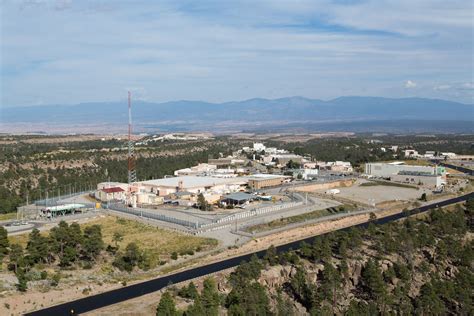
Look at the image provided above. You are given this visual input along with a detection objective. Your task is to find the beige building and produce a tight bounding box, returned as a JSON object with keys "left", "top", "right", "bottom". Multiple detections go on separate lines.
{"left": 138, "top": 176, "right": 248, "bottom": 196}
{"left": 95, "top": 182, "right": 128, "bottom": 202}
{"left": 247, "top": 174, "right": 289, "bottom": 190}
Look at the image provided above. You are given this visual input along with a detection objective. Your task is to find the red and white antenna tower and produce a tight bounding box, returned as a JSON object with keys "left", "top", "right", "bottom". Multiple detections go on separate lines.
{"left": 127, "top": 91, "right": 137, "bottom": 189}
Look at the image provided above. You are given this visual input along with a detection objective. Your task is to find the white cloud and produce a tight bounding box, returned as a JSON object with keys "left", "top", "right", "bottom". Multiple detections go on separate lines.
{"left": 434, "top": 84, "right": 451, "bottom": 91}
{"left": 460, "top": 82, "right": 474, "bottom": 90}
{"left": 405, "top": 80, "right": 417, "bottom": 89}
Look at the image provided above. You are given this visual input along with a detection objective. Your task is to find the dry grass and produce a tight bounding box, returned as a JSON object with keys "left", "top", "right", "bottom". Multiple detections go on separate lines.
{"left": 0, "top": 212, "right": 17, "bottom": 221}
{"left": 8, "top": 233, "right": 30, "bottom": 247}
{"left": 83, "top": 216, "right": 217, "bottom": 260}
{"left": 8, "top": 216, "right": 218, "bottom": 265}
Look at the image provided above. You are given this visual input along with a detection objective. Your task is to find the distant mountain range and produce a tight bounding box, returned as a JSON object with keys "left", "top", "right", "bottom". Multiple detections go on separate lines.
{"left": 1, "top": 96, "right": 473, "bottom": 133}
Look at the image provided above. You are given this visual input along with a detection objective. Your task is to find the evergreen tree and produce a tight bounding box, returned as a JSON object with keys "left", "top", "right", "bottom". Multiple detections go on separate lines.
{"left": 49, "top": 221, "right": 71, "bottom": 258}
{"left": 276, "top": 291, "right": 295, "bottom": 316}
{"left": 416, "top": 282, "right": 445, "bottom": 315}
{"left": 0, "top": 226, "right": 9, "bottom": 258}
{"left": 113, "top": 242, "right": 142, "bottom": 272}
{"left": 16, "top": 268, "right": 28, "bottom": 292}
{"left": 8, "top": 243, "right": 24, "bottom": 274}
{"left": 185, "top": 295, "right": 205, "bottom": 316}
{"left": 179, "top": 281, "right": 199, "bottom": 299}
{"left": 26, "top": 228, "right": 49, "bottom": 264}
{"left": 201, "top": 278, "right": 220, "bottom": 316}
{"left": 156, "top": 291, "right": 178, "bottom": 316}
{"left": 112, "top": 231, "right": 124, "bottom": 248}
{"left": 263, "top": 245, "right": 278, "bottom": 266}
{"left": 320, "top": 262, "right": 342, "bottom": 313}
{"left": 82, "top": 225, "right": 104, "bottom": 260}
{"left": 362, "top": 259, "right": 387, "bottom": 311}
{"left": 197, "top": 193, "right": 209, "bottom": 211}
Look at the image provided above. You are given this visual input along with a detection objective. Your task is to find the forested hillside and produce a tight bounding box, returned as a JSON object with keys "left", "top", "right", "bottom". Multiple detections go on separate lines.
{"left": 157, "top": 200, "right": 474, "bottom": 315}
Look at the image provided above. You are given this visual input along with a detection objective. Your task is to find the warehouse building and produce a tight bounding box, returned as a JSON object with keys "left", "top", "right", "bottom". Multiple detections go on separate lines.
{"left": 365, "top": 162, "right": 445, "bottom": 178}
{"left": 138, "top": 176, "right": 248, "bottom": 196}
{"left": 247, "top": 174, "right": 290, "bottom": 190}
{"left": 365, "top": 162, "right": 446, "bottom": 188}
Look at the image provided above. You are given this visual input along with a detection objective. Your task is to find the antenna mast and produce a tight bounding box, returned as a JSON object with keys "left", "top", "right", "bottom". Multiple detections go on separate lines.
{"left": 128, "top": 91, "right": 137, "bottom": 188}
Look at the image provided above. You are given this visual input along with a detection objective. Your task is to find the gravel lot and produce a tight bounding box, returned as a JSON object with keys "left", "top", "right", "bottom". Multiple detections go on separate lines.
{"left": 332, "top": 179, "right": 430, "bottom": 204}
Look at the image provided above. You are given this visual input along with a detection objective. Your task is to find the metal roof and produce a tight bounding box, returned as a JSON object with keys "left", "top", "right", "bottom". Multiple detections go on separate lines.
{"left": 222, "top": 192, "right": 255, "bottom": 202}
{"left": 139, "top": 176, "right": 247, "bottom": 188}
{"left": 101, "top": 187, "right": 125, "bottom": 193}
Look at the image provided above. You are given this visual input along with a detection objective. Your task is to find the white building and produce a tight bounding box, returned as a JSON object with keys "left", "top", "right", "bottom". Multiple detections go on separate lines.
{"left": 365, "top": 162, "right": 445, "bottom": 177}
{"left": 404, "top": 149, "right": 420, "bottom": 158}
{"left": 424, "top": 151, "right": 436, "bottom": 158}
{"left": 137, "top": 176, "right": 248, "bottom": 196}
{"left": 174, "top": 163, "right": 217, "bottom": 176}
{"left": 253, "top": 143, "right": 266, "bottom": 152}
{"left": 441, "top": 152, "right": 457, "bottom": 158}
{"left": 365, "top": 162, "right": 446, "bottom": 188}
{"left": 317, "top": 161, "right": 353, "bottom": 173}
{"left": 292, "top": 168, "right": 319, "bottom": 180}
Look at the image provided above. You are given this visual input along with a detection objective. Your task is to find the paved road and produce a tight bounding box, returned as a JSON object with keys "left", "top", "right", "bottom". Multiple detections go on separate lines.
{"left": 26, "top": 191, "right": 474, "bottom": 316}
{"left": 434, "top": 161, "right": 474, "bottom": 176}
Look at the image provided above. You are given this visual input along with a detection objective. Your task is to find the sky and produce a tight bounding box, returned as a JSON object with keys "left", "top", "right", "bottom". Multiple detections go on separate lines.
{"left": 1, "top": 0, "right": 473, "bottom": 107}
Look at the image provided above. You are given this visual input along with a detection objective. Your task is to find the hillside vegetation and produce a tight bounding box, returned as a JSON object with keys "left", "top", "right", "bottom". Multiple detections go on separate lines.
{"left": 158, "top": 200, "right": 473, "bottom": 315}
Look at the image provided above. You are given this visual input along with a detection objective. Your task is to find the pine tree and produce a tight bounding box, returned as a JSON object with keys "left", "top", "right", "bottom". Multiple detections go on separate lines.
{"left": 201, "top": 278, "right": 220, "bottom": 316}
{"left": 264, "top": 245, "right": 278, "bottom": 266}
{"left": 186, "top": 295, "right": 205, "bottom": 316}
{"left": 112, "top": 231, "right": 124, "bottom": 248}
{"left": 16, "top": 268, "right": 28, "bottom": 292}
{"left": 0, "top": 226, "right": 9, "bottom": 258}
{"left": 156, "top": 291, "right": 177, "bottom": 316}
{"left": 26, "top": 228, "right": 49, "bottom": 264}
{"left": 362, "top": 259, "right": 387, "bottom": 311}
{"left": 49, "top": 221, "right": 70, "bottom": 258}
{"left": 320, "top": 262, "right": 342, "bottom": 313}
{"left": 83, "top": 225, "right": 104, "bottom": 260}
{"left": 8, "top": 243, "right": 24, "bottom": 274}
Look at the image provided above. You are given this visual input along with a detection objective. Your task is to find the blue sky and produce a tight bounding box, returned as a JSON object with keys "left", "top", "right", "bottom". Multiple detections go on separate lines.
{"left": 1, "top": 0, "right": 473, "bottom": 106}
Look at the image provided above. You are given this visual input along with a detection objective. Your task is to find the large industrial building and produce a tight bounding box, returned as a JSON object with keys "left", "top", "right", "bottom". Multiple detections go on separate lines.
{"left": 365, "top": 162, "right": 446, "bottom": 188}
{"left": 365, "top": 162, "right": 445, "bottom": 177}
{"left": 138, "top": 176, "right": 248, "bottom": 196}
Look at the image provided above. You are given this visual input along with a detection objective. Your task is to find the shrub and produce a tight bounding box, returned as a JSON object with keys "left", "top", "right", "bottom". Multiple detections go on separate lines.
{"left": 40, "top": 271, "right": 48, "bottom": 280}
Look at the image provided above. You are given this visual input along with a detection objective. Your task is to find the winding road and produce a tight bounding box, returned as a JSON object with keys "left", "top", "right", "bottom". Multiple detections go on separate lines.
{"left": 25, "top": 191, "right": 474, "bottom": 316}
